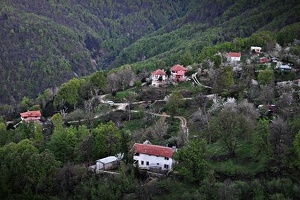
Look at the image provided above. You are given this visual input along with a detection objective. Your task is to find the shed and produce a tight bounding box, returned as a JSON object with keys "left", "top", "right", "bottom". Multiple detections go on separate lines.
{"left": 96, "top": 156, "right": 119, "bottom": 171}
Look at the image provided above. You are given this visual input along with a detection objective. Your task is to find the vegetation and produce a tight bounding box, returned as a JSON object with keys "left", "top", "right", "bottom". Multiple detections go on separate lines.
{"left": 0, "top": 0, "right": 300, "bottom": 199}
{"left": 1, "top": 0, "right": 300, "bottom": 108}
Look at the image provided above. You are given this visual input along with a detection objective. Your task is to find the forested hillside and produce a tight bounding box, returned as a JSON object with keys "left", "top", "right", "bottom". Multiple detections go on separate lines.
{"left": 1, "top": 1, "right": 300, "bottom": 198}
{"left": 116, "top": 0, "right": 300, "bottom": 68}
{"left": 0, "top": 0, "right": 186, "bottom": 104}
{"left": 0, "top": 0, "right": 300, "bottom": 106}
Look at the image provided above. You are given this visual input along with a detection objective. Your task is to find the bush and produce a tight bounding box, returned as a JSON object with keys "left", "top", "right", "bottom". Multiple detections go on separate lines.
{"left": 266, "top": 178, "right": 294, "bottom": 198}
{"left": 250, "top": 179, "right": 265, "bottom": 200}
{"left": 233, "top": 181, "right": 252, "bottom": 199}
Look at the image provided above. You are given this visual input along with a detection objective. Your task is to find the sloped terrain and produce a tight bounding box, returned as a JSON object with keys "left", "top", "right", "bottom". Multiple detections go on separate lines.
{"left": 1, "top": 0, "right": 300, "bottom": 104}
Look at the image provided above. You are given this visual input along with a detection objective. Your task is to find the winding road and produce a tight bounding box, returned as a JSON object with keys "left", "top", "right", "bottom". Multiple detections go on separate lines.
{"left": 145, "top": 112, "right": 189, "bottom": 143}
{"left": 100, "top": 95, "right": 190, "bottom": 142}
{"left": 192, "top": 72, "right": 212, "bottom": 89}
{"left": 69, "top": 94, "right": 190, "bottom": 142}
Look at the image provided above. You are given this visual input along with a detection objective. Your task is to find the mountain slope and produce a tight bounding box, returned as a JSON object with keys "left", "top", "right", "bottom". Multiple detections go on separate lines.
{"left": 0, "top": 0, "right": 186, "bottom": 104}
{"left": 115, "top": 0, "right": 300, "bottom": 68}
{"left": 1, "top": 0, "right": 300, "bottom": 105}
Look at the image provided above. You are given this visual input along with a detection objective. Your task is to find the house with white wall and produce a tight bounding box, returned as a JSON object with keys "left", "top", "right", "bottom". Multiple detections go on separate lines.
{"left": 227, "top": 52, "right": 241, "bottom": 62}
{"left": 151, "top": 69, "right": 167, "bottom": 87}
{"left": 250, "top": 46, "right": 262, "bottom": 53}
{"left": 132, "top": 142, "right": 176, "bottom": 173}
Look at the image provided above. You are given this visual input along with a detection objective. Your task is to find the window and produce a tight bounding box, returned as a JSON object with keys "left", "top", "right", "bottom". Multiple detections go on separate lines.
{"left": 141, "top": 161, "right": 144, "bottom": 165}
{"left": 146, "top": 161, "right": 149, "bottom": 166}
{"left": 164, "top": 164, "right": 169, "bottom": 169}
{"left": 164, "top": 157, "right": 169, "bottom": 160}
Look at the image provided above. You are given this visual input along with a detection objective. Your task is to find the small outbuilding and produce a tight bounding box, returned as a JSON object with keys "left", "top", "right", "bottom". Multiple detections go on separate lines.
{"left": 89, "top": 156, "right": 120, "bottom": 173}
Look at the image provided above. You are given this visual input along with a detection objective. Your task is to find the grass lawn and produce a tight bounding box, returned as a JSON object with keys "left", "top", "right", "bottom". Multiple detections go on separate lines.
{"left": 106, "top": 89, "right": 137, "bottom": 103}
{"left": 123, "top": 119, "right": 145, "bottom": 131}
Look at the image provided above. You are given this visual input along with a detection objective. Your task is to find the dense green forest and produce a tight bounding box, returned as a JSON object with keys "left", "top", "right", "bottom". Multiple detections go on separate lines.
{"left": 1, "top": 0, "right": 300, "bottom": 106}
{"left": 1, "top": 0, "right": 300, "bottom": 199}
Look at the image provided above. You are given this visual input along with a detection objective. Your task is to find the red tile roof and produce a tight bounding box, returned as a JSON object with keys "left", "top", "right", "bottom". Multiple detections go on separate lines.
{"left": 176, "top": 71, "right": 185, "bottom": 76}
{"left": 133, "top": 143, "right": 175, "bottom": 158}
{"left": 170, "top": 64, "right": 187, "bottom": 72}
{"left": 228, "top": 52, "right": 241, "bottom": 57}
{"left": 259, "top": 57, "right": 269, "bottom": 63}
{"left": 20, "top": 111, "right": 41, "bottom": 118}
{"left": 20, "top": 111, "right": 42, "bottom": 122}
{"left": 152, "top": 69, "right": 166, "bottom": 76}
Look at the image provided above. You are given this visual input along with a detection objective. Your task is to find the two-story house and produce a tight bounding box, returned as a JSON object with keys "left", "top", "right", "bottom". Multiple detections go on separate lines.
{"left": 170, "top": 64, "right": 188, "bottom": 82}
{"left": 132, "top": 142, "right": 176, "bottom": 173}
{"left": 151, "top": 69, "right": 167, "bottom": 87}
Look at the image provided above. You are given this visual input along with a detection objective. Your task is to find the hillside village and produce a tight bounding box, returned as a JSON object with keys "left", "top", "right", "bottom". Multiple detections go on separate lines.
{"left": 2, "top": 37, "right": 300, "bottom": 198}
{"left": 2, "top": 0, "right": 300, "bottom": 198}
{"left": 1, "top": 34, "right": 300, "bottom": 199}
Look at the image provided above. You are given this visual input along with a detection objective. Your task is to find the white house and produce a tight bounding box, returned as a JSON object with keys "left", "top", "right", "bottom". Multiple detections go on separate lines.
{"left": 250, "top": 46, "right": 262, "bottom": 53}
{"left": 132, "top": 142, "right": 176, "bottom": 173}
{"left": 151, "top": 69, "right": 167, "bottom": 87}
{"left": 89, "top": 156, "right": 119, "bottom": 173}
{"left": 227, "top": 52, "right": 241, "bottom": 62}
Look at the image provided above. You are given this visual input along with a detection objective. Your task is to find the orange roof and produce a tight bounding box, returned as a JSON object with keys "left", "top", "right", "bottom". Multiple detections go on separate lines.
{"left": 170, "top": 64, "right": 187, "bottom": 72}
{"left": 228, "top": 52, "right": 241, "bottom": 57}
{"left": 133, "top": 143, "right": 175, "bottom": 158}
{"left": 152, "top": 69, "right": 166, "bottom": 76}
{"left": 20, "top": 111, "right": 41, "bottom": 118}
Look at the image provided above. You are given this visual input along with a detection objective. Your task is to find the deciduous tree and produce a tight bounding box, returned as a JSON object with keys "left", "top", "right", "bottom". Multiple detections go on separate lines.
{"left": 89, "top": 70, "right": 107, "bottom": 95}
{"left": 166, "top": 90, "right": 184, "bottom": 116}
{"left": 213, "top": 66, "right": 234, "bottom": 94}
{"left": 293, "top": 131, "right": 300, "bottom": 167}
{"left": 258, "top": 69, "right": 275, "bottom": 86}
{"left": 92, "top": 121, "right": 121, "bottom": 159}
{"left": 209, "top": 100, "right": 256, "bottom": 156}
{"left": 0, "top": 122, "right": 7, "bottom": 146}
{"left": 54, "top": 78, "right": 86, "bottom": 110}
{"left": 180, "top": 49, "right": 194, "bottom": 66}
{"left": 252, "top": 119, "right": 272, "bottom": 157}
{"left": 0, "top": 139, "right": 59, "bottom": 197}
{"left": 174, "top": 139, "right": 208, "bottom": 183}
{"left": 269, "top": 118, "right": 292, "bottom": 171}
{"left": 48, "top": 126, "right": 78, "bottom": 163}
